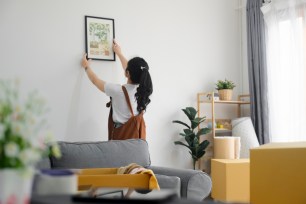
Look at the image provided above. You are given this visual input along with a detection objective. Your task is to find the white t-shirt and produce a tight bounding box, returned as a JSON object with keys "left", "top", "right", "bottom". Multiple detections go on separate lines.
{"left": 104, "top": 83, "right": 139, "bottom": 124}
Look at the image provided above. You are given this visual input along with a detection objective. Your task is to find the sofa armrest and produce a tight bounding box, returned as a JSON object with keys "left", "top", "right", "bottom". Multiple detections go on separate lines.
{"left": 149, "top": 166, "right": 212, "bottom": 201}
{"left": 155, "top": 174, "right": 181, "bottom": 198}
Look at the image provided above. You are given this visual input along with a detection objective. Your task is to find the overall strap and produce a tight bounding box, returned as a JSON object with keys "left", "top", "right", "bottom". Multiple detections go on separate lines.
{"left": 122, "top": 86, "right": 134, "bottom": 116}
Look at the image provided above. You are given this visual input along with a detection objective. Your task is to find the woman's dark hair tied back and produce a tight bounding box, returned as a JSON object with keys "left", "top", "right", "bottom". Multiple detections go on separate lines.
{"left": 126, "top": 57, "right": 153, "bottom": 113}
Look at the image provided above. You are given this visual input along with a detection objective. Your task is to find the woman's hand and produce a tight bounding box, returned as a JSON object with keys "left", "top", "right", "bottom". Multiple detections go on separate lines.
{"left": 113, "top": 39, "right": 122, "bottom": 56}
{"left": 81, "top": 53, "right": 91, "bottom": 70}
{"left": 112, "top": 40, "right": 128, "bottom": 70}
{"left": 81, "top": 53, "right": 105, "bottom": 92}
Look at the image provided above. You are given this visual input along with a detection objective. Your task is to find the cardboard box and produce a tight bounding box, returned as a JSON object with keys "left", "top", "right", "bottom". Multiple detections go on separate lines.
{"left": 211, "top": 159, "right": 250, "bottom": 203}
{"left": 250, "top": 142, "right": 306, "bottom": 204}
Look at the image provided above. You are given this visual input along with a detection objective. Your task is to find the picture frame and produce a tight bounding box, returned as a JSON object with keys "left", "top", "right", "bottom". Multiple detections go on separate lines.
{"left": 85, "top": 16, "right": 115, "bottom": 61}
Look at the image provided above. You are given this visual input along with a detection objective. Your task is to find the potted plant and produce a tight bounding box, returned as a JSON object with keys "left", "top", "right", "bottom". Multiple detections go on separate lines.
{"left": 172, "top": 107, "right": 210, "bottom": 170}
{"left": 0, "top": 79, "right": 61, "bottom": 203}
{"left": 215, "top": 79, "right": 236, "bottom": 101}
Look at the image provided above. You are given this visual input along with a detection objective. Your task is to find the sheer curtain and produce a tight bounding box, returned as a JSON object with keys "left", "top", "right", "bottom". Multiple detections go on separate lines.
{"left": 262, "top": 0, "right": 306, "bottom": 142}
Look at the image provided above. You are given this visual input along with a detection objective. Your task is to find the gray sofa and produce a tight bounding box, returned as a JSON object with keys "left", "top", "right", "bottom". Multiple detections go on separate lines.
{"left": 37, "top": 139, "right": 212, "bottom": 201}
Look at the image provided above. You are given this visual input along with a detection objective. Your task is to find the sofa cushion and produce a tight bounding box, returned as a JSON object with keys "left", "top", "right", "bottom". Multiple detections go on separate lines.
{"left": 50, "top": 139, "right": 151, "bottom": 169}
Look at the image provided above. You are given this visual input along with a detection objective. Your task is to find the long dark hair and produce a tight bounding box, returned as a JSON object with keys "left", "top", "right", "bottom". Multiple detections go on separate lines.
{"left": 126, "top": 57, "right": 153, "bottom": 112}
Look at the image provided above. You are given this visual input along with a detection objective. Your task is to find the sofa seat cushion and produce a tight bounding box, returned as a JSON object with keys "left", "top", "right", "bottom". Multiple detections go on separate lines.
{"left": 51, "top": 139, "right": 151, "bottom": 169}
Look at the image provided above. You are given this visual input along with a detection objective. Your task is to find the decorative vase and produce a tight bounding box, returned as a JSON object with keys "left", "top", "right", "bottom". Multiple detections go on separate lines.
{"left": 33, "top": 169, "right": 77, "bottom": 195}
{"left": 0, "top": 168, "right": 34, "bottom": 204}
{"left": 218, "top": 89, "right": 233, "bottom": 101}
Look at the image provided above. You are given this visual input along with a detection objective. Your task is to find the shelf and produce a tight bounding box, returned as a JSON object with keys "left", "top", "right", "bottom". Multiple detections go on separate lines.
{"left": 197, "top": 92, "right": 250, "bottom": 105}
{"left": 215, "top": 128, "right": 232, "bottom": 133}
{"left": 197, "top": 92, "right": 251, "bottom": 137}
{"left": 197, "top": 91, "right": 251, "bottom": 171}
{"left": 199, "top": 100, "right": 250, "bottom": 104}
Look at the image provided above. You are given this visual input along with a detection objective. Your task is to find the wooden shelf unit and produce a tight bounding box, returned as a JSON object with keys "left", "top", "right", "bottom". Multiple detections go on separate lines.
{"left": 197, "top": 92, "right": 250, "bottom": 137}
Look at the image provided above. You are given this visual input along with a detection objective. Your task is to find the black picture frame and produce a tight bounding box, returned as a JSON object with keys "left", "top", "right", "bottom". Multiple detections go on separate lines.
{"left": 85, "top": 16, "right": 115, "bottom": 61}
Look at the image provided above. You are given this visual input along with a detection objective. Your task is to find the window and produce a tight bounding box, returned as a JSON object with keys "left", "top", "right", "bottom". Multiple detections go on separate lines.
{"left": 263, "top": 1, "right": 306, "bottom": 142}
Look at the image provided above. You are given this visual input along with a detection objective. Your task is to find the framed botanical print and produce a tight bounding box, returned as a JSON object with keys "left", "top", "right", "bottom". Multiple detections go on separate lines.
{"left": 85, "top": 16, "right": 115, "bottom": 61}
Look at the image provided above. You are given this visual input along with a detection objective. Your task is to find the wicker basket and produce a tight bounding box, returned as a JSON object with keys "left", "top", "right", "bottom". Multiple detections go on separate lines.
{"left": 218, "top": 89, "right": 233, "bottom": 101}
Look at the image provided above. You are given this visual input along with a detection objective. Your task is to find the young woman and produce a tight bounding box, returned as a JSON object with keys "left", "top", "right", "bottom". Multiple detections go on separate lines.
{"left": 81, "top": 40, "right": 153, "bottom": 140}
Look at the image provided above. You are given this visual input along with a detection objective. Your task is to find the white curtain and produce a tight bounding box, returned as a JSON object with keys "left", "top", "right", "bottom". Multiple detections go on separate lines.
{"left": 262, "top": 0, "right": 306, "bottom": 142}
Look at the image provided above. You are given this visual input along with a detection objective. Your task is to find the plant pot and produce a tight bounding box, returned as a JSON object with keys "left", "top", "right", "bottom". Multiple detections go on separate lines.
{"left": 0, "top": 168, "right": 34, "bottom": 204}
{"left": 218, "top": 89, "right": 233, "bottom": 101}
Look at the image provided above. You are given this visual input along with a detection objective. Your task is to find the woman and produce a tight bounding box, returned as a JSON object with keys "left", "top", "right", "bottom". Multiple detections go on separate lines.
{"left": 81, "top": 40, "right": 153, "bottom": 140}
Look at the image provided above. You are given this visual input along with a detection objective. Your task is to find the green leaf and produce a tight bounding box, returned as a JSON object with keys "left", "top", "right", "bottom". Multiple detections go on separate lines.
{"left": 182, "top": 107, "right": 197, "bottom": 121}
{"left": 174, "top": 141, "right": 191, "bottom": 151}
{"left": 186, "top": 107, "right": 197, "bottom": 120}
{"left": 185, "top": 134, "right": 194, "bottom": 146}
{"left": 191, "top": 117, "right": 206, "bottom": 129}
{"left": 173, "top": 120, "right": 190, "bottom": 129}
{"left": 198, "top": 140, "right": 210, "bottom": 152}
{"left": 179, "top": 133, "right": 187, "bottom": 137}
{"left": 196, "top": 128, "right": 211, "bottom": 137}
{"left": 182, "top": 109, "right": 191, "bottom": 120}
{"left": 191, "top": 121, "right": 198, "bottom": 130}
{"left": 196, "top": 150, "right": 206, "bottom": 158}
{"left": 193, "top": 117, "right": 206, "bottom": 124}
{"left": 193, "top": 136, "right": 199, "bottom": 146}
{"left": 183, "top": 129, "right": 193, "bottom": 136}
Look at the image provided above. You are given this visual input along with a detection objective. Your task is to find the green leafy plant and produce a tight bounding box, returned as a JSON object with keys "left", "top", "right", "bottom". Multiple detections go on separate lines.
{"left": 173, "top": 107, "right": 210, "bottom": 170}
{"left": 215, "top": 79, "right": 236, "bottom": 90}
{"left": 0, "top": 79, "right": 61, "bottom": 169}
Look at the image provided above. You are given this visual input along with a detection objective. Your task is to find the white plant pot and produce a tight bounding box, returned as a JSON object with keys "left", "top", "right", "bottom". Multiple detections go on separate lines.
{"left": 33, "top": 169, "right": 77, "bottom": 195}
{"left": 0, "top": 168, "right": 34, "bottom": 204}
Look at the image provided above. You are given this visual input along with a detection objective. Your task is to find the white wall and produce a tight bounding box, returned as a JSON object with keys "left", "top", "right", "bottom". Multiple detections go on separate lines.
{"left": 239, "top": 0, "right": 249, "bottom": 94}
{"left": 0, "top": 0, "right": 246, "bottom": 169}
